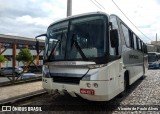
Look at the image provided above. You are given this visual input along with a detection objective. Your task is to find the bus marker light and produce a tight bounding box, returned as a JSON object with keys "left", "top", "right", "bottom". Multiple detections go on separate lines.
{"left": 93, "top": 83, "right": 98, "bottom": 88}
{"left": 80, "top": 89, "right": 94, "bottom": 95}
{"left": 86, "top": 83, "right": 91, "bottom": 88}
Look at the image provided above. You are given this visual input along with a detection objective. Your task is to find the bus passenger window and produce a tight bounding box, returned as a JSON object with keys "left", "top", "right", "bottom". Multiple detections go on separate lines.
{"left": 129, "top": 30, "right": 134, "bottom": 49}
{"left": 122, "top": 24, "right": 130, "bottom": 47}
{"left": 133, "top": 34, "right": 137, "bottom": 50}
{"left": 138, "top": 39, "right": 141, "bottom": 51}
{"left": 136, "top": 37, "right": 139, "bottom": 50}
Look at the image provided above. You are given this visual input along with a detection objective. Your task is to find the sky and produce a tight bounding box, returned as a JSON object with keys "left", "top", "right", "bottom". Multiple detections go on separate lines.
{"left": 0, "top": 0, "right": 160, "bottom": 43}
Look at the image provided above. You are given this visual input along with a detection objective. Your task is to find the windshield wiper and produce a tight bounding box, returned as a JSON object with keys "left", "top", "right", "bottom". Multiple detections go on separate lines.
{"left": 71, "top": 34, "right": 88, "bottom": 61}
{"left": 48, "top": 40, "right": 61, "bottom": 61}
{"left": 47, "top": 31, "right": 65, "bottom": 61}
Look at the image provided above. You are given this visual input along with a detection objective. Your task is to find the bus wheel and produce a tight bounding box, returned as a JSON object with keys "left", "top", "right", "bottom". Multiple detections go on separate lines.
{"left": 119, "top": 73, "right": 129, "bottom": 97}
{"left": 140, "top": 75, "right": 144, "bottom": 80}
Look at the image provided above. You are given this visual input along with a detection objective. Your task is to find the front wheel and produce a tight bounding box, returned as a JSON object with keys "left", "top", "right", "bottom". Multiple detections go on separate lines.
{"left": 119, "top": 76, "right": 129, "bottom": 97}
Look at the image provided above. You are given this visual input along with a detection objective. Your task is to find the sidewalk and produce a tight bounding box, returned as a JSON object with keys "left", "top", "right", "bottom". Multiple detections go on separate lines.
{"left": 0, "top": 81, "right": 44, "bottom": 103}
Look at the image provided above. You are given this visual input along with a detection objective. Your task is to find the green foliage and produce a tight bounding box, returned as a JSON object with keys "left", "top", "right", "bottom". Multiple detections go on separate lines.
{"left": 16, "top": 48, "right": 33, "bottom": 65}
{"left": 0, "top": 55, "right": 8, "bottom": 63}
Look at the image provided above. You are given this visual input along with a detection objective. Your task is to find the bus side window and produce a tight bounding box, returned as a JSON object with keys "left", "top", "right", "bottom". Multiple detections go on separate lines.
{"left": 136, "top": 37, "right": 139, "bottom": 50}
{"left": 141, "top": 42, "right": 144, "bottom": 52}
{"left": 133, "top": 34, "right": 137, "bottom": 50}
{"left": 129, "top": 30, "right": 134, "bottom": 49}
{"left": 138, "top": 39, "right": 141, "bottom": 51}
{"left": 121, "top": 24, "right": 130, "bottom": 47}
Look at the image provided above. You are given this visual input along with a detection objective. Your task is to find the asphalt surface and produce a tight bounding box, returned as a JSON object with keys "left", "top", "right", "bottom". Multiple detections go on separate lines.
{"left": 0, "top": 81, "right": 43, "bottom": 102}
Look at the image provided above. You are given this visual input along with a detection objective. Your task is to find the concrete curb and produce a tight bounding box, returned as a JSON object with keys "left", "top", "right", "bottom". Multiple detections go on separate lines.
{"left": 0, "top": 77, "right": 41, "bottom": 87}
{"left": 0, "top": 89, "right": 47, "bottom": 106}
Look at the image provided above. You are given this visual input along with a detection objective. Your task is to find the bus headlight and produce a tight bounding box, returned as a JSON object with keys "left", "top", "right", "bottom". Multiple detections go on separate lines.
{"left": 42, "top": 65, "right": 50, "bottom": 78}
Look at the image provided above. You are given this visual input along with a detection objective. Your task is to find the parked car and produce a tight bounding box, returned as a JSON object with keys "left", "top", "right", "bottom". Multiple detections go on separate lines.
{"left": 28, "top": 65, "right": 42, "bottom": 73}
{"left": 22, "top": 73, "right": 37, "bottom": 79}
{"left": 0, "top": 67, "right": 23, "bottom": 76}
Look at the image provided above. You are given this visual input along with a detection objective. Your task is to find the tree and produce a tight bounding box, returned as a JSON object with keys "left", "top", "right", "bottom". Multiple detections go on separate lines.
{"left": 0, "top": 55, "right": 8, "bottom": 76}
{"left": 0, "top": 55, "right": 8, "bottom": 64}
{"left": 16, "top": 48, "right": 33, "bottom": 66}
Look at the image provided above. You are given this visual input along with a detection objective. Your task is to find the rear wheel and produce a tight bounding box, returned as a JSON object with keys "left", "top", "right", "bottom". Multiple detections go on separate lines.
{"left": 140, "top": 75, "right": 144, "bottom": 80}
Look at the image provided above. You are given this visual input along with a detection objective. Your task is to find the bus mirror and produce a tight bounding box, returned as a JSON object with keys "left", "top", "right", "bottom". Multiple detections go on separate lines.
{"left": 35, "top": 34, "right": 47, "bottom": 39}
{"left": 110, "top": 29, "right": 119, "bottom": 48}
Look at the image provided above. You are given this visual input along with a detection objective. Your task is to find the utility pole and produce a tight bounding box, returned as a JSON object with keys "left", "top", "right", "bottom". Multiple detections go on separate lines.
{"left": 67, "top": 0, "right": 72, "bottom": 17}
{"left": 156, "top": 33, "right": 157, "bottom": 43}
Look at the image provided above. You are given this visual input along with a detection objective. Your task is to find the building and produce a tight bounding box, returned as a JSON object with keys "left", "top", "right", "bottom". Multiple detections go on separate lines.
{"left": 147, "top": 44, "right": 157, "bottom": 52}
{"left": 150, "top": 41, "right": 160, "bottom": 52}
{"left": 147, "top": 41, "right": 160, "bottom": 53}
{"left": 0, "top": 34, "right": 44, "bottom": 68}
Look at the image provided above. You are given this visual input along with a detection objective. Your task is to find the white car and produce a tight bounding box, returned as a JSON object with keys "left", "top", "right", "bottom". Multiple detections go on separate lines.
{"left": 0, "top": 67, "right": 23, "bottom": 76}
{"left": 22, "top": 73, "right": 37, "bottom": 79}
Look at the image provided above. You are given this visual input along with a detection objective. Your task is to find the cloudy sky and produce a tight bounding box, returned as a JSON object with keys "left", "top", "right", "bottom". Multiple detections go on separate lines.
{"left": 0, "top": 0, "right": 159, "bottom": 43}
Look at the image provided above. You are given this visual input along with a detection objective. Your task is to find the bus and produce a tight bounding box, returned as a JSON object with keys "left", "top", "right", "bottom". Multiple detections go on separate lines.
{"left": 35, "top": 12, "right": 148, "bottom": 101}
{"left": 148, "top": 52, "right": 160, "bottom": 69}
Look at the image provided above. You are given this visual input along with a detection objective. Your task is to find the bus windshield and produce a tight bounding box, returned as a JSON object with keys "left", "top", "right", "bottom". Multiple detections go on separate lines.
{"left": 45, "top": 15, "right": 107, "bottom": 62}
{"left": 148, "top": 53, "right": 158, "bottom": 62}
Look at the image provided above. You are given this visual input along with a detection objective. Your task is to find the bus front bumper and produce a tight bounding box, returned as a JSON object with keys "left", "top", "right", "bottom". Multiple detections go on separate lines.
{"left": 42, "top": 77, "right": 120, "bottom": 101}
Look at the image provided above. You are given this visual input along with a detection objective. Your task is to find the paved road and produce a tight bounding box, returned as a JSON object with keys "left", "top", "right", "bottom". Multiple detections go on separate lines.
{"left": 0, "top": 81, "right": 43, "bottom": 102}
{"left": 5, "top": 70, "right": 160, "bottom": 113}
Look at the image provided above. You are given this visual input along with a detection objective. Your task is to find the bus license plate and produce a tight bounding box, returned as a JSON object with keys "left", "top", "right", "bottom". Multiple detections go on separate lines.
{"left": 80, "top": 89, "right": 94, "bottom": 95}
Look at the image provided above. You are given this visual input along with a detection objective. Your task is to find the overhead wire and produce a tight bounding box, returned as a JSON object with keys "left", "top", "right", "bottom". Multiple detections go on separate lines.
{"left": 112, "top": 0, "right": 152, "bottom": 41}
{"left": 93, "top": 0, "right": 105, "bottom": 10}
{"left": 89, "top": 0, "right": 103, "bottom": 10}
{"left": 89, "top": 0, "right": 152, "bottom": 41}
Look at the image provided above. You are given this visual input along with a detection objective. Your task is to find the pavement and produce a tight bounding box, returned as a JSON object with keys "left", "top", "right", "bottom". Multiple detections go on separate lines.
{"left": 0, "top": 81, "right": 44, "bottom": 104}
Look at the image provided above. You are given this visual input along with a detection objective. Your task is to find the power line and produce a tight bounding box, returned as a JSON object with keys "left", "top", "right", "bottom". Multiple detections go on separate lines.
{"left": 93, "top": 0, "right": 105, "bottom": 10}
{"left": 89, "top": 0, "right": 102, "bottom": 10}
{"left": 112, "top": 0, "right": 152, "bottom": 41}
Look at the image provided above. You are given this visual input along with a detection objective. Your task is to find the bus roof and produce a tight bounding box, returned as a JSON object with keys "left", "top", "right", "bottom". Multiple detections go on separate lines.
{"left": 48, "top": 12, "right": 109, "bottom": 28}
{"left": 148, "top": 52, "right": 160, "bottom": 55}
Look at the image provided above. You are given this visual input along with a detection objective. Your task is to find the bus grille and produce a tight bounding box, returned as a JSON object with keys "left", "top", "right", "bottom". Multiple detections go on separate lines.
{"left": 52, "top": 76, "right": 81, "bottom": 84}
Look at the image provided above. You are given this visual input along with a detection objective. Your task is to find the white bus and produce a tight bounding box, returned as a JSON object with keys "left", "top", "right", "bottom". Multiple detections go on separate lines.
{"left": 36, "top": 12, "right": 148, "bottom": 101}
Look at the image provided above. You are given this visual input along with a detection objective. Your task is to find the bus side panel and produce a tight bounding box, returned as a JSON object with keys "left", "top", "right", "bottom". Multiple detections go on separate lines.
{"left": 122, "top": 47, "right": 144, "bottom": 85}
{"left": 99, "top": 59, "right": 124, "bottom": 98}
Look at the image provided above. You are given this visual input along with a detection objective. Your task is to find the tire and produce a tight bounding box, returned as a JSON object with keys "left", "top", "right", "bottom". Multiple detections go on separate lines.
{"left": 140, "top": 75, "right": 144, "bottom": 80}
{"left": 119, "top": 72, "right": 129, "bottom": 97}
{"left": 124, "top": 76, "right": 127, "bottom": 90}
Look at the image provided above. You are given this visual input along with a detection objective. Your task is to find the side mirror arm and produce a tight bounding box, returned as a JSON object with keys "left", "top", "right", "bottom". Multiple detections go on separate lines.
{"left": 35, "top": 34, "right": 47, "bottom": 39}
{"left": 35, "top": 34, "right": 47, "bottom": 54}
